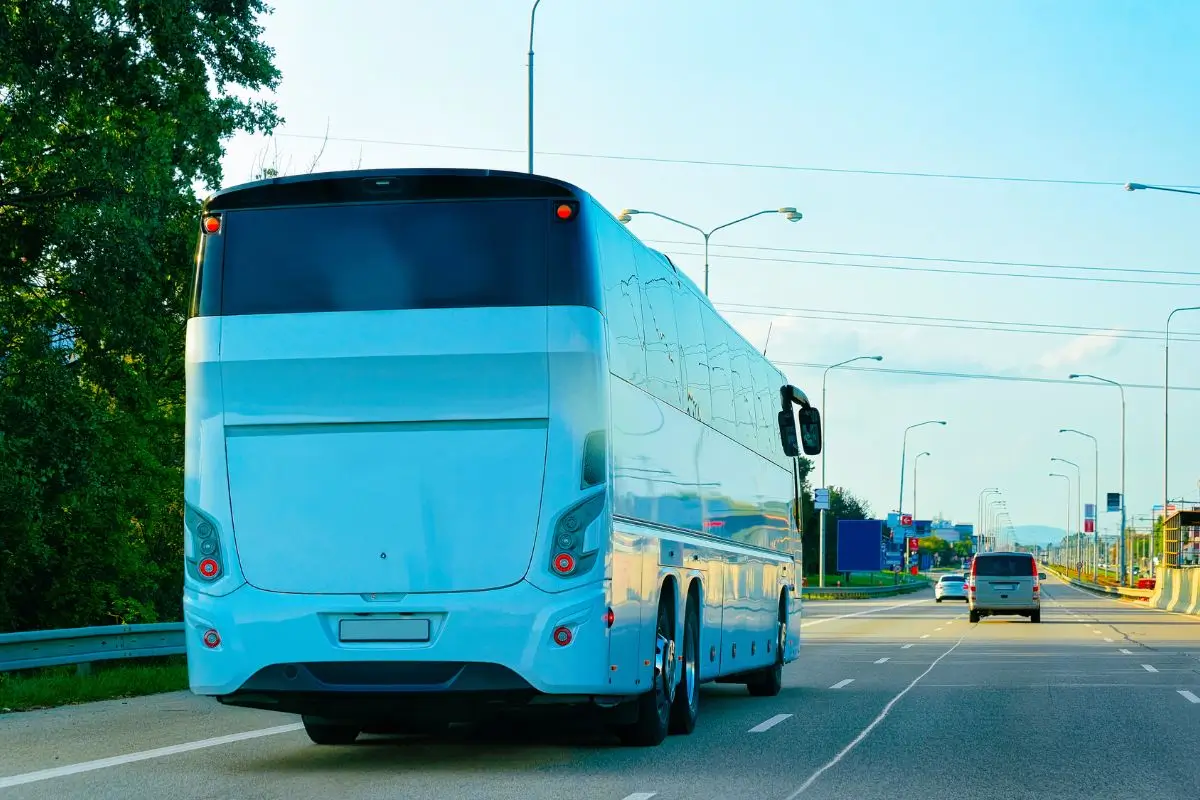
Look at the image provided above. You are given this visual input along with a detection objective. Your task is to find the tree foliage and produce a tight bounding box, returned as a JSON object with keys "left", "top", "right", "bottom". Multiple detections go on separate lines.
{"left": 799, "top": 470, "right": 872, "bottom": 576}
{"left": 0, "top": 0, "right": 281, "bottom": 631}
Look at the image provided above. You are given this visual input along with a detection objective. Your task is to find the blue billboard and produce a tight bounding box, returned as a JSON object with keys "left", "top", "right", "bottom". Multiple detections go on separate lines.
{"left": 837, "top": 519, "right": 886, "bottom": 572}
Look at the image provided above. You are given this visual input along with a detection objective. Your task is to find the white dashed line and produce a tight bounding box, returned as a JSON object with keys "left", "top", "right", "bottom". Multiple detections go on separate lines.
{"left": 1178, "top": 690, "right": 1200, "bottom": 704}
{"left": 748, "top": 713, "right": 793, "bottom": 733}
{"left": 1119, "top": 649, "right": 1133, "bottom": 655}
{"left": 830, "top": 679, "right": 855, "bottom": 689}
{"left": 0, "top": 723, "right": 304, "bottom": 789}
{"left": 875, "top": 657, "right": 890, "bottom": 664}
{"left": 1093, "top": 630, "right": 1102, "bottom": 635}
{"left": 800, "top": 598, "right": 928, "bottom": 628}
{"left": 935, "top": 627, "right": 943, "bottom": 631}
{"left": 621, "top": 794, "right": 658, "bottom": 800}
{"left": 920, "top": 634, "right": 930, "bottom": 639}
{"left": 1142, "top": 664, "right": 1159, "bottom": 673}
{"left": 1104, "top": 638, "right": 1113, "bottom": 642}
{"left": 901, "top": 644, "right": 913, "bottom": 649}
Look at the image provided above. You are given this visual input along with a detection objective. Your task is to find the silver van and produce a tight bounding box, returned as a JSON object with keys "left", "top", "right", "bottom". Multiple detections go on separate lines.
{"left": 967, "top": 551, "right": 1047, "bottom": 623}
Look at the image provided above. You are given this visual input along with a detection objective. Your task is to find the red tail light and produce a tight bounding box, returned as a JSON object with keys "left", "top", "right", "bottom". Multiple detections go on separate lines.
{"left": 198, "top": 558, "right": 220, "bottom": 579}
{"left": 202, "top": 629, "right": 221, "bottom": 648}
{"left": 552, "top": 625, "right": 573, "bottom": 646}
{"left": 552, "top": 553, "right": 576, "bottom": 574}
{"left": 604, "top": 607, "right": 615, "bottom": 627}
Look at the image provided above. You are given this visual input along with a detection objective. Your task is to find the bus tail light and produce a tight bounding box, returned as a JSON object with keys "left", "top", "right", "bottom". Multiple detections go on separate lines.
{"left": 198, "top": 558, "right": 220, "bottom": 579}
{"left": 604, "top": 607, "right": 615, "bottom": 628}
{"left": 201, "top": 214, "right": 221, "bottom": 235}
{"left": 552, "top": 552, "right": 576, "bottom": 574}
{"left": 552, "top": 626, "right": 573, "bottom": 646}
{"left": 202, "top": 629, "right": 221, "bottom": 648}
{"left": 186, "top": 505, "right": 226, "bottom": 585}
{"left": 553, "top": 202, "right": 578, "bottom": 221}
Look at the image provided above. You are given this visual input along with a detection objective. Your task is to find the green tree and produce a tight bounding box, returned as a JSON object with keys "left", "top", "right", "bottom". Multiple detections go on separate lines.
{"left": 0, "top": 0, "right": 282, "bottom": 631}
{"left": 801, "top": 480, "right": 872, "bottom": 577}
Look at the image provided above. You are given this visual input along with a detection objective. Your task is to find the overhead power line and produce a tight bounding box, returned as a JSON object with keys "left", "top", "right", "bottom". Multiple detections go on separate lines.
{"left": 663, "top": 249, "right": 1200, "bottom": 289}
{"left": 717, "top": 302, "right": 1200, "bottom": 344}
{"left": 274, "top": 132, "right": 1200, "bottom": 191}
{"left": 774, "top": 360, "right": 1200, "bottom": 393}
{"left": 648, "top": 240, "right": 1200, "bottom": 280}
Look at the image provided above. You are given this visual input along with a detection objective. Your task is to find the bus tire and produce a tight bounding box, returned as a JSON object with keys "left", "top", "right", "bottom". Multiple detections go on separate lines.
{"left": 617, "top": 594, "right": 674, "bottom": 747}
{"left": 302, "top": 715, "right": 361, "bottom": 745}
{"left": 669, "top": 591, "right": 700, "bottom": 735}
{"left": 746, "top": 595, "right": 787, "bottom": 698}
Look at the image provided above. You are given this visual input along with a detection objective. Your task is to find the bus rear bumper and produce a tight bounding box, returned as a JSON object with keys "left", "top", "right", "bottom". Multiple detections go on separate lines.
{"left": 184, "top": 579, "right": 625, "bottom": 709}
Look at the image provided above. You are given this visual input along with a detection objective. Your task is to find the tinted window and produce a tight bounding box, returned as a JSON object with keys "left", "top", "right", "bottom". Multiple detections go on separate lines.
{"left": 702, "top": 309, "right": 735, "bottom": 438}
{"left": 596, "top": 215, "right": 648, "bottom": 388}
{"left": 974, "top": 555, "right": 1034, "bottom": 577}
{"left": 673, "top": 291, "right": 711, "bottom": 422}
{"left": 637, "top": 249, "right": 683, "bottom": 407}
{"left": 728, "top": 339, "right": 758, "bottom": 449}
{"left": 215, "top": 199, "right": 554, "bottom": 316}
{"left": 940, "top": 575, "right": 965, "bottom": 583}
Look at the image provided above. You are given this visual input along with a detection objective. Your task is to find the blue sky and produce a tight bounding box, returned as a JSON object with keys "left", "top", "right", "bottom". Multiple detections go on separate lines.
{"left": 217, "top": 0, "right": 1200, "bottom": 542}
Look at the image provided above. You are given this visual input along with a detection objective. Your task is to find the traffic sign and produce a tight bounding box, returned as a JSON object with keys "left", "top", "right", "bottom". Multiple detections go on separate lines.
{"left": 814, "top": 487, "right": 831, "bottom": 511}
{"left": 1106, "top": 492, "right": 1121, "bottom": 512}
{"left": 907, "top": 536, "right": 919, "bottom": 552}
{"left": 1084, "top": 503, "right": 1096, "bottom": 521}
{"left": 900, "top": 514, "right": 913, "bottom": 526}
{"left": 1084, "top": 518, "right": 1095, "bottom": 533}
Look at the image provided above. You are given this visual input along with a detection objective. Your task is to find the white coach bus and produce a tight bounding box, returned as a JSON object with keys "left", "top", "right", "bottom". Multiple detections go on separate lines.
{"left": 184, "top": 168, "right": 822, "bottom": 747}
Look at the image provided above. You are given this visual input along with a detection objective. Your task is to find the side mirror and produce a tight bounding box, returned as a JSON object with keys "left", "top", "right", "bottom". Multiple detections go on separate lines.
{"left": 797, "top": 406, "right": 822, "bottom": 456}
{"left": 778, "top": 409, "right": 800, "bottom": 457}
{"left": 1038, "top": 572, "right": 1047, "bottom": 581}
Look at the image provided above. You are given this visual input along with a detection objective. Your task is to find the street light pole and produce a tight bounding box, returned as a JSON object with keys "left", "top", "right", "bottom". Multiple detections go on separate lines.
{"left": 1060, "top": 428, "right": 1099, "bottom": 580}
{"left": 977, "top": 488, "right": 999, "bottom": 553}
{"left": 527, "top": 0, "right": 543, "bottom": 174}
{"left": 1124, "top": 182, "right": 1200, "bottom": 197}
{"left": 898, "top": 420, "right": 947, "bottom": 516}
{"left": 913, "top": 451, "right": 931, "bottom": 522}
{"left": 1051, "top": 472, "right": 1071, "bottom": 564}
{"left": 817, "top": 354, "right": 884, "bottom": 588}
{"left": 1051, "top": 457, "right": 1081, "bottom": 573}
{"left": 619, "top": 208, "right": 802, "bottom": 295}
{"left": 1165, "top": 306, "right": 1200, "bottom": 567}
{"left": 1070, "top": 373, "right": 1127, "bottom": 585}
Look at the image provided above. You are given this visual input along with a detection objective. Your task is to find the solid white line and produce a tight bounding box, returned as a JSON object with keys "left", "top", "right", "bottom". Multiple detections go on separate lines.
{"left": 1178, "top": 690, "right": 1200, "bottom": 704}
{"left": 901, "top": 644, "right": 913, "bottom": 649}
{"left": 782, "top": 638, "right": 963, "bottom": 798}
{"left": 830, "top": 679, "right": 854, "bottom": 689}
{"left": 800, "top": 598, "right": 927, "bottom": 628}
{"left": 874, "top": 657, "right": 890, "bottom": 664}
{"left": 1119, "top": 649, "right": 1133, "bottom": 655}
{"left": 621, "top": 794, "right": 658, "bottom": 800}
{"left": 1142, "top": 664, "right": 1159, "bottom": 673}
{"left": 920, "top": 634, "right": 930, "bottom": 639}
{"left": 0, "top": 723, "right": 304, "bottom": 789}
{"left": 749, "top": 713, "right": 793, "bottom": 733}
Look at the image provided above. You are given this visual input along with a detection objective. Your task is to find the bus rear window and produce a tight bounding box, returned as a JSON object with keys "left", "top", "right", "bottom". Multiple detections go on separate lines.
{"left": 212, "top": 199, "right": 552, "bottom": 316}
{"left": 973, "top": 555, "right": 1034, "bottom": 577}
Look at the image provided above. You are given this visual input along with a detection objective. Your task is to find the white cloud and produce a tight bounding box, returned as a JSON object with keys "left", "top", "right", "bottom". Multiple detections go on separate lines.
{"left": 1036, "top": 330, "right": 1122, "bottom": 371}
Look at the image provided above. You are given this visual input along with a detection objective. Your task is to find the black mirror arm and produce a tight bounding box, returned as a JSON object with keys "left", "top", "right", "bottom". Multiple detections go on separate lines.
{"left": 779, "top": 384, "right": 812, "bottom": 411}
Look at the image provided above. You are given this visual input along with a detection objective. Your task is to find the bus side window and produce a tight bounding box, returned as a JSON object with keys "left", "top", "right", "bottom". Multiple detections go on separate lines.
{"left": 751, "top": 359, "right": 779, "bottom": 458}
{"left": 672, "top": 290, "right": 711, "bottom": 422}
{"left": 701, "top": 307, "right": 736, "bottom": 439}
{"left": 596, "top": 215, "right": 647, "bottom": 388}
{"left": 728, "top": 337, "right": 758, "bottom": 450}
{"left": 635, "top": 249, "right": 683, "bottom": 408}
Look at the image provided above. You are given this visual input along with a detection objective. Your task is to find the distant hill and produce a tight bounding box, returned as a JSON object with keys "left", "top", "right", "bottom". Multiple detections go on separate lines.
{"left": 1010, "top": 524, "right": 1065, "bottom": 545}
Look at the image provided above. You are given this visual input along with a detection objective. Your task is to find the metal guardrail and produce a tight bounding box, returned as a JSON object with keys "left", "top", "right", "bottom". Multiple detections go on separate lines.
{"left": 0, "top": 623, "right": 185, "bottom": 674}
{"left": 1043, "top": 566, "right": 1153, "bottom": 600}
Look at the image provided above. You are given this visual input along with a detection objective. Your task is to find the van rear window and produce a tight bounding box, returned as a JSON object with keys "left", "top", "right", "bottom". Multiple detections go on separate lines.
{"left": 974, "top": 555, "right": 1034, "bottom": 577}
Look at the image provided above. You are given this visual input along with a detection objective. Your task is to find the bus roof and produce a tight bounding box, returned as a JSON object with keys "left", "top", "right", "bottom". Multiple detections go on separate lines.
{"left": 204, "top": 168, "right": 590, "bottom": 211}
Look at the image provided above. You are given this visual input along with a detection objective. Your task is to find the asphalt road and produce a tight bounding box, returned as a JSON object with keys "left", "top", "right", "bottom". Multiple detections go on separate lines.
{"left": 2, "top": 574, "right": 1199, "bottom": 799}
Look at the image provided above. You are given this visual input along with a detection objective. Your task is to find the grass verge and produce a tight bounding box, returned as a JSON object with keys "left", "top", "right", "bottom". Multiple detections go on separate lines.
{"left": 0, "top": 656, "right": 189, "bottom": 713}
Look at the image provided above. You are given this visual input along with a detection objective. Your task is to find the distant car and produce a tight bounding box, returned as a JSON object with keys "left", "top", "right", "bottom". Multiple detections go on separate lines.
{"left": 968, "top": 551, "right": 1046, "bottom": 624}
{"left": 934, "top": 573, "right": 967, "bottom": 602}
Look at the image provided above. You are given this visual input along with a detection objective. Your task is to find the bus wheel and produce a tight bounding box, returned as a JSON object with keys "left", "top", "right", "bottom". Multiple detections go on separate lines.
{"left": 301, "top": 715, "right": 361, "bottom": 745}
{"left": 746, "top": 596, "right": 786, "bottom": 698}
{"left": 617, "top": 595, "right": 675, "bottom": 747}
{"left": 669, "top": 592, "right": 700, "bottom": 735}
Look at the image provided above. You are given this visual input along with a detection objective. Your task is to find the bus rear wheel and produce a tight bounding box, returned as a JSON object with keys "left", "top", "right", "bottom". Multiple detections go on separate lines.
{"left": 617, "top": 595, "right": 675, "bottom": 747}
{"left": 669, "top": 592, "right": 700, "bottom": 735}
{"left": 302, "top": 715, "right": 361, "bottom": 745}
{"left": 746, "top": 595, "right": 787, "bottom": 697}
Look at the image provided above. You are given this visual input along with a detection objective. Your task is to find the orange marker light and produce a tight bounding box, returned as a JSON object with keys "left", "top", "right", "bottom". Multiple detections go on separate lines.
{"left": 202, "top": 215, "right": 221, "bottom": 234}
{"left": 555, "top": 203, "right": 574, "bottom": 220}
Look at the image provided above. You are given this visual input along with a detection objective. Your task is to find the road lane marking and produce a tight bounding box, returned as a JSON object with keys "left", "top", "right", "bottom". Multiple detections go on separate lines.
{"left": 800, "top": 598, "right": 927, "bottom": 628}
{"left": 920, "top": 634, "right": 930, "bottom": 639}
{"left": 935, "top": 627, "right": 943, "bottom": 631}
{"left": 874, "top": 657, "right": 890, "bottom": 664}
{"left": 1142, "top": 664, "right": 1159, "bottom": 673}
{"left": 1120, "top": 649, "right": 1133, "bottom": 654}
{"left": 621, "top": 794, "right": 657, "bottom": 800}
{"left": 830, "top": 679, "right": 854, "bottom": 689}
{"left": 783, "top": 637, "right": 964, "bottom": 798}
{"left": 901, "top": 644, "right": 913, "bottom": 649}
{"left": 1104, "top": 638, "right": 1114, "bottom": 642}
{"left": 749, "top": 713, "right": 793, "bottom": 733}
{"left": 1093, "top": 630, "right": 1103, "bottom": 635}
{"left": 0, "top": 723, "right": 304, "bottom": 789}
{"left": 1179, "top": 690, "right": 1200, "bottom": 704}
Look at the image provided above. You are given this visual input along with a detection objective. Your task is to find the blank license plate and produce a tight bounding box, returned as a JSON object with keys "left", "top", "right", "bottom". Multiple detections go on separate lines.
{"left": 338, "top": 618, "right": 430, "bottom": 642}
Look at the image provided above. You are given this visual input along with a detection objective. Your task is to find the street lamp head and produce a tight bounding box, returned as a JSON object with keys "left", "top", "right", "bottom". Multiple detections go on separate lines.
{"left": 1124, "top": 182, "right": 1147, "bottom": 192}
{"left": 870, "top": 355, "right": 884, "bottom": 361}
{"left": 1068, "top": 373, "right": 1082, "bottom": 380}
{"left": 784, "top": 211, "right": 803, "bottom": 222}
{"left": 935, "top": 420, "right": 947, "bottom": 426}
{"left": 778, "top": 207, "right": 798, "bottom": 215}
{"left": 617, "top": 209, "right": 639, "bottom": 224}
